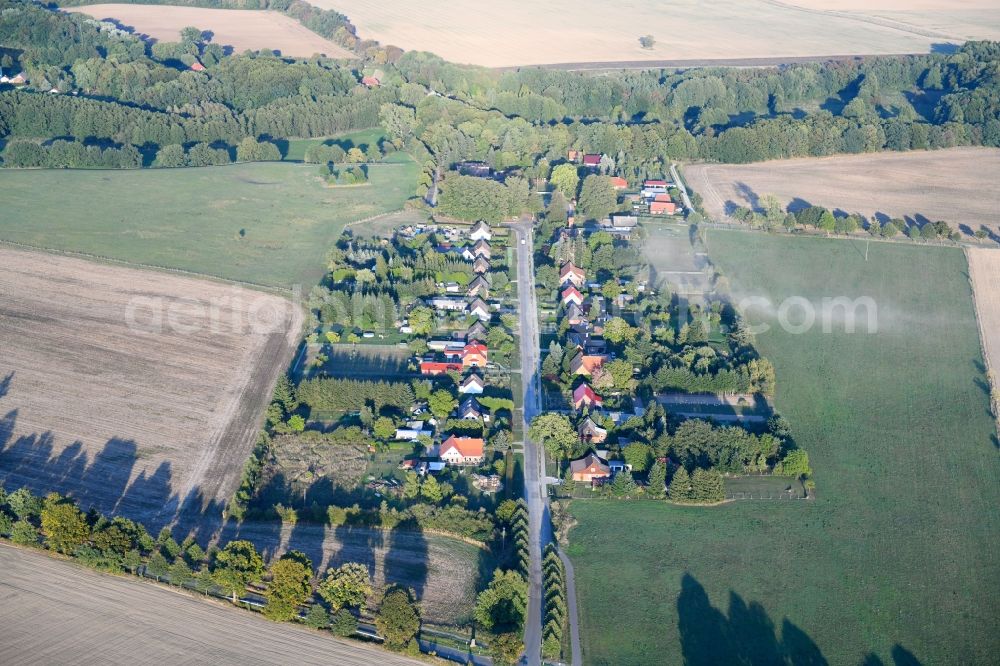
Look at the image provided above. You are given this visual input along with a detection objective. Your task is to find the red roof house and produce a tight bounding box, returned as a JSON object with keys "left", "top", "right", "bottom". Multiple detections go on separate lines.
{"left": 361, "top": 75, "right": 380, "bottom": 87}
{"left": 650, "top": 201, "right": 677, "bottom": 215}
{"left": 420, "top": 361, "right": 463, "bottom": 375}
{"left": 190, "top": 62, "right": 206, "bottom": 72}
{"left": 572, "top": 383, "right": 603, "bottom": 410}
{"left": 609, "top": 176, "right": 628, "bottom": 190}
{"left": 561, "top": 286, "right": 583, "bottom": 306}
{"left": 583, "top": 154, "right": 601, "bottom": 167}
{"left": 560, "top": 261, "right": 586, "bottom": 288}
{"left": 654, "top": 193, "right": 673, "bottom": 203}
{"left": 439, "top": 435, "right": 485, "bottom": 465}
{"left": 645, "top": 179, "right": 668, "bottom": 188}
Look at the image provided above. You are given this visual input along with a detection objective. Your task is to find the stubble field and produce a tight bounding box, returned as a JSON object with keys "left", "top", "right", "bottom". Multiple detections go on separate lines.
{"left": 967, "top": 247, "right": 1000, "bottom": 425}
{"left": 308, "top": 0, "right": 1000, "bottom": 67}
{"left": 567, "top": 233, "right": 1000, "bottom": 664}
{"left": 67, "top": 5, "right": 355, "bottom": 59}
{"left": 0, "top": 247, "right": 303, "bottom": 532}
{"left": 683, "top": 147, "right": 1000, "bottom": 235}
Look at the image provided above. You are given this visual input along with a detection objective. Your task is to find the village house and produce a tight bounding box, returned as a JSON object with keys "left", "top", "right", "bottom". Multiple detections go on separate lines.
{"left": 578, "top": 417, "right": 608, "bottom": 444}
{"left": 439, "top": 435, "right": 485, "bottom": 465}
{"left": 458, "top": 397, "right": 489, "bottom": 422}
{"left": 609, "top": 176, "right": 628, "bottom": 190}
{"left": 569, "top": 451, "right": 611, "bottom": 483}
{"left": 430, "top": 296, "right": 468, "bottom": 312}
{"left": 469, "top": 220, "right": 492, "bottom": 241}
{"left": 419, "top": 360, "right": 463, "bottom": 376}
{"left": 644, "top": 179, "right": 669, "bottom": 193}
{"left": 461, "top": 341, "right": 489, "bottom": 368}
{"left": 467, "top": 275, "right": 491, "bottom": 299}
{"left": 190, "top": 62, "right": 206, "bottom": 72}
{"left": 570, "top": 351, "right": 607, "bottom": 376}
{"left": 473, "top": 256, "right": 491, "bottom": 274}
{"left": 468, "top": 297, "right": 491, "bottom": 321}
{"left": 561, "top": 286, "right": 584, "bottom": 307}
{"left": 582, "top": 154, "right": 602, "bottom": 168}
{"left": 428, "top": 339, "right": 467, "bottom": 353}
{"left": 565, "top": 302, "right": 587, "bottom": 327}
{"left": 466, "top": 320, "right": 488, "bottom": 341}
{"left": 567, "top": 149, "right": 580, "bottom": 162}
{"left": 650, "top": 201, "right": 677, "bottom": 215}
{"left": 459, "top": 373, "right": 485, "bottom": 394}
{"left": 395, "top": 421, "right": 434, "bottom": 441}
{"left": 573, "top": 383, "right": 603, "bottom": 410}
{"left": 361, "top": 75, "right": 381, "bottom": 88}
{"left": 608, "top": 214, "right": 638, "bottom": 233}
{"left": 560, "top": 261, "right": 586, "bottom": 288}
{"left": 472, "top": 239, "right": 492, "bottom": 259}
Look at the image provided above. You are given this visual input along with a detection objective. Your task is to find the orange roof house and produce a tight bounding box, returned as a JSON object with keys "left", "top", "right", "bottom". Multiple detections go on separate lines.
{"left": 461, "top": 342, "right": 489, "bottom": 368}
{"left": 439, "top": 435, "right": 485, "bottom": 465}
{"left": 650, "top": 201, "right": 677, "bottom": 215}
{"left": 570, "top": 352, "right": 607, "bottom": 376}
{"left": 609, "top": 176, "right": 628, "bottom": 190}
{"left": 654, "top": 193, "right": 672, "bottom": 203}
{"left": 361, "top": 75, "right": 380, "bottom": 87}
{"left": 573, "top": 383, "right": 603, "bottom": 410}
{"left": 190, "top": 62, "right": 206, "bottom": 72}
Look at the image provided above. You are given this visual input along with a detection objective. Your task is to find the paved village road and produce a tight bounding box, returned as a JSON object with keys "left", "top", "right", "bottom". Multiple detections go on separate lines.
{"left": 0, "top": 543, "right": 421, "bottom": 666}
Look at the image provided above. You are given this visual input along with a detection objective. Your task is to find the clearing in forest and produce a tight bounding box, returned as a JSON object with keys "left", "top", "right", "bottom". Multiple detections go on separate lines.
{"left": 683, "top": 147, "right": 1000, "bottom": 236}
{"left": 309, "top": 0, "right": 1000, "bottom": 67}
{"left": 67, "top": 5, "right": 355, "bottom": 59}
{"left": 0, "top": 247, "right": 302, "bottom": 532}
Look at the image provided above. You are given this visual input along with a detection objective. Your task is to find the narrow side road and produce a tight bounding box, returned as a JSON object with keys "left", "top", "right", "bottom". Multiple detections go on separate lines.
{"left": 511, "top": 221, "right": 547, "bottom": 666}
{"left": 557, "top": 549, "right": 583, "bottom": 666}
{"left": 671, "top": 162, "right": 694, "bottom": 212}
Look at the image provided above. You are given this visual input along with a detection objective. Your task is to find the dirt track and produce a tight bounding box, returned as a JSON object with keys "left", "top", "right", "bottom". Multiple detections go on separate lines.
{"left": 0, "top": 543, "right": 418, "bottom": 666}
{"left": 683, "top": 148, "right": 1000, "bottom": 235}
{"left": 0, "top": 247, "right": 303, "bottom": 532}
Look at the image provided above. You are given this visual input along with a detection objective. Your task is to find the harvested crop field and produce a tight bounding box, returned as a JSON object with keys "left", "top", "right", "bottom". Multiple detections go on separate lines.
{"left": 309, "top": 0, "right": 1000, "bottom": 67}
{"left": 226, "top": 521, "right": 488, "bottom": 625}
{"left": 967, "top": 247, "right": 1000, "bottom": 426}
{"left": 0, "top": 247, "right": 303, "bottom": 532}
{"left": 684, "top": 147, "right": 1000, "bottom": 235}
{"left": 0, "top": 543, "right": 420, "bottom": 666}
{"left": 67, "top": 5, "right": 355, "bottom": 59}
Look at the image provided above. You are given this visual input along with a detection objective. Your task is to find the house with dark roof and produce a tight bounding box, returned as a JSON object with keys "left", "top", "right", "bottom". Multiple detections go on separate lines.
{"left": 468, "top": 297, "right": 491, "bottom": 321}
{"left": 458, "top": 397, "right": 488, "bottom": 422}
{"left": 469, "top": 220, "right": 492, "bottom": 241}
{"left": 467, "top": 274, "right": 491, "bottom": 299}
{"left": 578, "top": 417, "right": 608, "bottom": 444}
{"left": 569, "top": 451, "right": 610, "bottom": 483}
{"left": 466, "top": 320, "right": 488, "bottom": 341}
{"left": 473, "top": 256, "right": 491, "bottom": 274}
{"left": 459, "top": 373, "right": 485, "bottom": 394}
{"left": 472, "top": 239, "right": 492, "bottom": 259}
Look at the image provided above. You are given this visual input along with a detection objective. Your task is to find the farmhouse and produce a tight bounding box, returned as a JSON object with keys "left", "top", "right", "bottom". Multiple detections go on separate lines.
{"left": 420, "top": 360, "right": 463, "bottom": 375}
{"left": 569, "top": 452, "right": 611, "bottom": 483}
{"left": 578, "top": 417, "right": 608, "bottom": 444}
{"left": 473, "top": 256, "right": 491, "bottom": 274}
{"left": 469, "top": 220, "right": 492, "bottom": 241}
{"left": 467, "top": 275, "right": 490, "bottom": 298}
{"left": 439, "top": 435, "right": 485, "bottom": 466}
{"left": 562, "top": 286, "right": 584, "bottom": 306}
{"left": 573, "top": 383, "right": 603, "bottom": 410}
{"left": 468, "top": 297, "right": 491, "bottom": 321}
{"left": 560, "top": 261, "right": 586, "bottom": 288}
{"left": 459, "top": 373, "right": 485, "bottom": 394}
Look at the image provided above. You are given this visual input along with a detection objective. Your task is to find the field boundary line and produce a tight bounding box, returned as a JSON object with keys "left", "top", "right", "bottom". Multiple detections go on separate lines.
{"left": 964, "top": 248, "right": 1000, "bottom": 432}
{"left": 0, "top": 237, "right": 293, "bottom": 295}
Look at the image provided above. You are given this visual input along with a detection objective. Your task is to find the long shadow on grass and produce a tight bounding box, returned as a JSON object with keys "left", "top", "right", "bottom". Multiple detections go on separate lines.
{"left": 678, "top": 574, "right": 923, "bottom": 665}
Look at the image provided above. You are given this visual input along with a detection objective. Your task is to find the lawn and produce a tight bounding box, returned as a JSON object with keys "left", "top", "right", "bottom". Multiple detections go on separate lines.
{"left": 281, "top": 128, "right": 388, "bottom": 162}
{"left": 567, "top": 233, "right": 1000, "bottom": 665}
{"left": 0, "top": 158, "right": 419, "bottom": 289}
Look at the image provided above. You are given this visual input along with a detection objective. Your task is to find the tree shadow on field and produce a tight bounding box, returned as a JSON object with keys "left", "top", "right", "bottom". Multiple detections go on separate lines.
{"left": 678, "top": 574, "right": 924, "bottom": 666}
{"left": 0, "top": 372, "right": 12, "bottom": 399}
{"left": 384, "top": 518, "right": 428, "bottom": 602}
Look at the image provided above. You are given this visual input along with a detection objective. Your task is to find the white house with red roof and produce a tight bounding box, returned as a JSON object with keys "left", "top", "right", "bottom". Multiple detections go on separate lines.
{"left": 439, "top": 435, "right": 485, "bottom": 465}
{"left": 561, "top": 286, "right": 584, "bottom": 306}
{"left": 559, "top": 261, "right": 586, "bottom": 288}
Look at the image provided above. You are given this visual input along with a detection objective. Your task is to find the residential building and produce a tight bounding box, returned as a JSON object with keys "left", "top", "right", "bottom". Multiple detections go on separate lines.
{"left": 473, "top": 256, "right": 491, "bottom": 274}
{"left": 467, "top": 275, "right": 490, "bottom": 299}
{"left": 560, "top": 261, "right": 586, "bottom": 288}
{"left": 457, "top": 161, "right": 492, "bottom": 178}
{"left": 650, "top": 201, "right": 677, "bottom": 215}
{"left": 466, "top": 320, "right": 488, "bottom": 341}
{"left": 469, "top": 220, "right": 492, "bottom": 241}
{"left": 190, "top": 62, "right": 206, "bottom": 72}
{"left": 570, "top": 351, "right": 607, "bottom": 376}
{"left": 582, "top": 154, "right": 602, "bottom": 168}
{"left": 578, "top": 417, "right": 608, "bottom": 444}
{"left": 427, "top": 339, "right": 466, "bottom": 352}
{"left": 561, "top": 286, "right": 584, "bottom": 306}
{"left": 468, "top": 297, "right": 491, "bottom": 321}
{"left": 439, "top": 435, "right": 485, "bottom": 465}
{"left": 473, "top": 239, "right": 492, "bottom": 259}
{"left": 573, "top": 383, "right": 603, "bottom": 410}
{"left": 609, "top": 214, "right": 638, "bottom": 231}
{"left": 429, "top": 297, "right": 468, "bottom": 312}
{"left": 565, "top": 302, "right": 587, "bottom": 326}
{"left": 458, "top": 397, "right": 488, "bottom": 422}
{"left": 459, "top": 373, "right": 486, "bottom": 394}
{"left": 361, "top": 75, "right": 381, "bottom": 87}
{"left": 420, "top": 361, "right": 463, "bottom": 375}
{"left": 644, "top": 179, "right": 668, "bottom": 191}
{"left": 569, "top": 452, "right": 611, "bottom": 483}
{"left": 609, "top": 176, "right": 628, "bottom": 190}
{"left": 461, "top": 342, "right": 489, "bottom": 368}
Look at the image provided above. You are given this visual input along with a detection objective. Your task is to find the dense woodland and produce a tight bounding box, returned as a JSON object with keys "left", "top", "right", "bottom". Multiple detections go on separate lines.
{"left": 1, "top": 0, "right": 999, "bottom": 176}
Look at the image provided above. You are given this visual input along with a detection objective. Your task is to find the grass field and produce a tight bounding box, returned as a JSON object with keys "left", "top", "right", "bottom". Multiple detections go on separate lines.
{"left": 281, "top": 128, "right": 387, "bottom": 162}
{"left": 0, "top": 159, "right": 419, "bottom": 289}
{"left": 67, "top": 5, "right": 355, "bottom": 59}
{"left": 683, "top": 147, "right": 1000, "bottom": 237}
{"left": 310, "top": 0, "right": 1000, "bottom": 67}
{"left": 567, "top": 233, "right": 1000, "bottom": 665}
{"left": 0, "top": 247, "right": 302, "bottom": 533}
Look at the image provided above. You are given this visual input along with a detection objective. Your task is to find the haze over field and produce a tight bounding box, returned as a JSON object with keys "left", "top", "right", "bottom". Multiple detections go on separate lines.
{"left": 67, "top": 5, "right": 355, "bottom": 59}
{"left": 310, "top": 0, "right": 1000, "bottom": 67}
